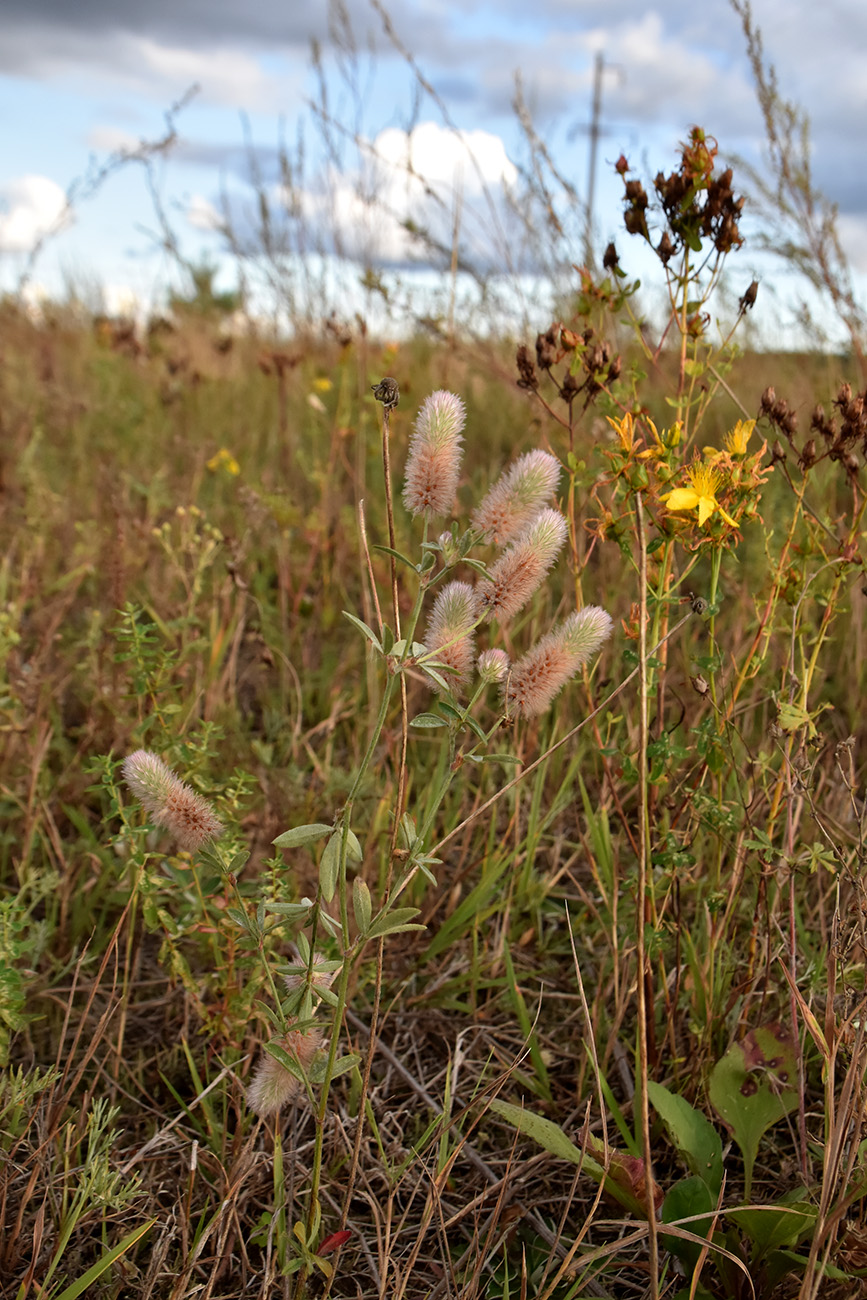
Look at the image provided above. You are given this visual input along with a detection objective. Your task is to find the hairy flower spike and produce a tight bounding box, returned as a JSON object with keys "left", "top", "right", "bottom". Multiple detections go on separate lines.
{"left": 475, "top": 508, "right": 567, "bottom": 624}
{"left": 123, "top": 750, "right": 223, "bottom": 851}
{"left": 424, "top": 580, "right": 476, "bottom": 692}
{"left": 403, "top": 390, "right": 465, "bottom": 517}
{"left": 246, "top": 1026, "right": 324, "bottom": 1118}
{"left": 503, "top": 607, "right": 613, "bottom": 718}
{"left": 472, "top": 450, "right": 561, "bottom": 546}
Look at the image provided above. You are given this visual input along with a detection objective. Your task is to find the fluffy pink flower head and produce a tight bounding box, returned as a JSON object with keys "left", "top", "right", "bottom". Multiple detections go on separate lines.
{"left": 246, "top": 1025, "right": 324, "bottom": 1118}
{"left": 403, "top": 390, "right": 465, "bottom": 518}
{"left": 122, "top": 749, "right": 223, "bottom": 852}
{"left": 477, "top": 648, "right": 510, "bottom": 684}
{"left": 503, "top": 606, "right": 613, "bottom": 719}
{"left": 424, "top": 580, "right": 476, "bottom": 692}
{"left": 475, "top": 508, "right": 567, "bottom": 624}
{"left": 473, "top": 450, "right": 561, "bottom": 546}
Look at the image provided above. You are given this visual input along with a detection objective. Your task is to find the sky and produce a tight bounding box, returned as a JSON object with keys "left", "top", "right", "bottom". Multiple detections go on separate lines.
{"left": 2, "top": 0, "right": 866, "bottom": 342}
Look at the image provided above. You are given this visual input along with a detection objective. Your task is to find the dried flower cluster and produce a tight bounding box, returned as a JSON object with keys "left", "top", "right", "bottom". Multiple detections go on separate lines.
{"left": 619, "top": 128, "right": 745, "bottom": 262}
{"left": 122, "top": 750, "right": 223, "bottom": 851}
{"left": 516, "top": 324, "right": 621, "bottom": 410}
{"left": 764, "top": 381, "right": 867, "bottom": 483}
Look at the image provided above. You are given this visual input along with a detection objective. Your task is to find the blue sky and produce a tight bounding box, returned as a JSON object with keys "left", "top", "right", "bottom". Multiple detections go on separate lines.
{"left": 2, "top": 0, "right": 866, "bottom": 341}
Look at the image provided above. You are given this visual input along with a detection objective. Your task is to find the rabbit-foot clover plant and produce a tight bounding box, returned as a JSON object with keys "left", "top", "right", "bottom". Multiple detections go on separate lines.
{"left": 121, "top": 384, "right": 613, "bottom": 1283}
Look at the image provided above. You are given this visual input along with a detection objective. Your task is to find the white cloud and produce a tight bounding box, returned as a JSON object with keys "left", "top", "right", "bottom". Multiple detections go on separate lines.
{"left": 187, "top": 193, "right": 223, "bottom": 231}
{"left": 302, "top": 122, "right": 523, "bottom": 269}
{"left": 132, "top": 37, "right": 276, "bottom": 109}
{"left": 0, "top": 174, "right": 68, "bottom": 253}
{"left": 837, "top": 215, "right": 867, "bottom": 275}
{"left": 374, "top": 123, "right": 518, "bottom": 192}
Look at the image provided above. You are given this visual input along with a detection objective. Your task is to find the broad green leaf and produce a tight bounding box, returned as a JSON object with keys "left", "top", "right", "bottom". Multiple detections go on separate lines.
{"left": 410, "top": 713, "right": 450, "bottom": 729}
{"left": 273, "top": 823, "right": 333, "bottom": 849}
{"left": 709, "top": 1024, "right": 799, "bottom": 1201}
{"left": 660, "top": 1175, "right": 715, "bottom": 1271}
{"left": 728, "top": 1195, "right": 816, "bottom": 1255}
{"left": 647, "top": 1080, "right": 723, "bottom": 1194}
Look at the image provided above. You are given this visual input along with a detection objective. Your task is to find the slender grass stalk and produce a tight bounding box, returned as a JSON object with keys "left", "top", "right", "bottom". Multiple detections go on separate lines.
{"left": 634, "top": 492, "right": 659, "bottom": 1297}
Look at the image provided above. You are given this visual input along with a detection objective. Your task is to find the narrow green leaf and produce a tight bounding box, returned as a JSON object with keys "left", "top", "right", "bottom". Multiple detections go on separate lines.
{"left": 52, "top": 1221, "right": 157, "bottom": 1300}
{"left": 319, "top": 833, "right": 341, "bottom": 903}
{"left": 226, "top": 906, "right": 252, "bottom": 933}
{"left": 273, "top": 823, "right": 333, "bottom": 849}
{"left": 490, "top": 1099, "right": 594, "bottom": 1167}
{"left": 464, "top": 715, "right": 488, "bottom": 743}
{"left": 353, "top": 878, "right": 372, "bottom": 935}
{"left": 344, "top": 829, "right": 363, "bottom": 863}
{"left": 372, "top": 543, "right": 419, "bottom": 571}
{"left": 311, "top": 1052, "right": 361, "bottom": 1083}
{"left": 366, "top": 906, "right": 424, "bottom": 940}
{"left": 410, "top": 713, "right": 450, "bottom": 729}
{"left": 264, "top": 900, "right": 315, "bottom": 918}
{"left": 342, "top": 611, "right": 382, "bottom": 651}
{"left": 420, "top": 667, "right": 452, "bottom": 693}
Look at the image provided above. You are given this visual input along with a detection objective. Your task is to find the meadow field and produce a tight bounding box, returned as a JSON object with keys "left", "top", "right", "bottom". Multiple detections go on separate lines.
{"left": 4, "top": 129, "right": 867, "bottom": 1300}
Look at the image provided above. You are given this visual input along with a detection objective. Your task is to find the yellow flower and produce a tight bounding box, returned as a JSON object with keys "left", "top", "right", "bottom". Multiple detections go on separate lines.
{"left": 606, "top": 412, "right": 667, "bottom": 459}
{"left": 704, "top": 418, "right": 756, "bottom": 462}
{"left": 725, "top": 419, "right": 755, "bottom": 456}
{"left": 662, "top": 462, "right": 737, "bottom": 527}
{"left": 207, "top": 448, "right": 240, "bottom": 476}
{"left": 607, "top": 412, "right": 636, "bottom": 453}
{"left": 312, "top": 376, "right": 333, "bottom": 393}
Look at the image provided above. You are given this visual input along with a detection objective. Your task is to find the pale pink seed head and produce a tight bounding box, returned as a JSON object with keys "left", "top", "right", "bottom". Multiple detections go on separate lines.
{"left": 123, "top": 749, "right": 223, "bottom": 852}
{"left": 403, "top": 390, "right": 465, "bottom": 518}
{"left": 503, "top": 606, "right": 612, "bottom": 719}
{"left": 473, "top": 450, "right": 561, "bottom": 546}
{"left": 424, "top": 580, "right": 476, "bottom": 691}
{"left": 246, "top": 1026, "right": 324, "bottom": 1117}
{"left": 475, "top": 508, "right": 567, "bottom": 624}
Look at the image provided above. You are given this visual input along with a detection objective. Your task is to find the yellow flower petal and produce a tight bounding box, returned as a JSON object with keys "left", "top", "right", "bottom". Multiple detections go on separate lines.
{"left": 696, "top": 495, "right": 715, "bottom": 526}
{"left": 662, "top": 487, "right": 700, "bottom": 512}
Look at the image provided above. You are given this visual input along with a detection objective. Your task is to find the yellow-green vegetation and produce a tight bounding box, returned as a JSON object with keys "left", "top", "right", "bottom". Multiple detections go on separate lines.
{"left": 3, "top": 129, "right": 867, "bottom": 1300}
